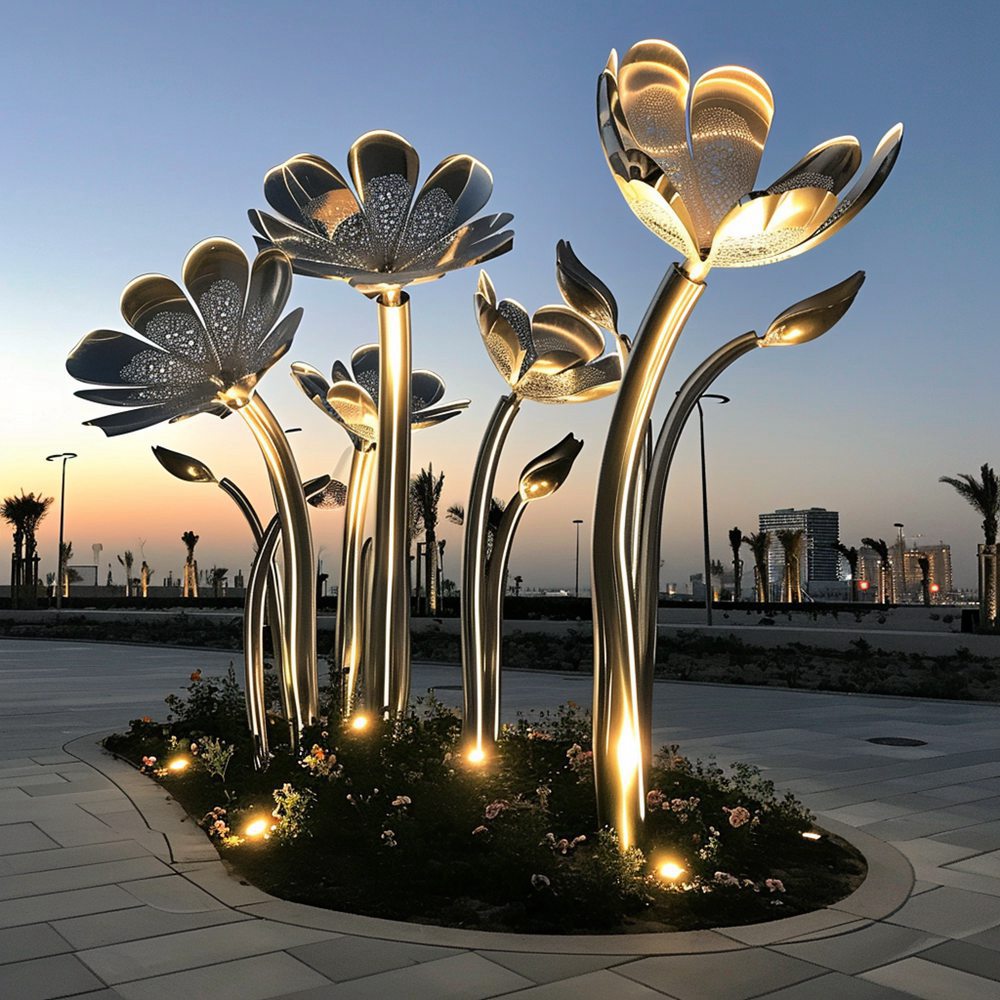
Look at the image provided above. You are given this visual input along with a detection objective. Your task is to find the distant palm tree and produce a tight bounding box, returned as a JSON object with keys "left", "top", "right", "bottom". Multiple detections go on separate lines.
{"left": 776, "top": 529, "right": 804, "bottom": 603}
{"left": 743, "top": 531, "right": 771, "bottom": 603}
{"left": 513, "top": 574, "right": 523, "bottom": 597}
{"left": 209, "top": 566, "right": 228, "bottom": 597}
{"left": 728, "top": 527, "right": 744, "bottom": 601}
{"left": 1, "top": 491, "right": 53, "bottom": 607}
{"left": 833, "top": 542, "right": 860, "bottom": 602}
{"left": 940, "top": 463, "right": 999, "bottom": 624}
{"left": 117, "top": 551, "right": 134, "bottom": 597}
{"left": 181, "top": 531, "right": 199, "bottom": 597}
{"left": 411, "top": 465, "right": 446, "bottom": 614}
{"left": 918, "top": 555, "right": 932, "bottom": 606}
{"left": 862, "top": 537, "right": 892, "bottom": 605}
{"left": 447, "top": 498, "right": 506, "bottom": 559}
{"left": 59, "top": 541, "right": 82, "bottom": 596}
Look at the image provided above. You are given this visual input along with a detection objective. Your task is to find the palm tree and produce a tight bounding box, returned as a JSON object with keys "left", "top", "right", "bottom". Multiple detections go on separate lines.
{"left": 776, "top": 529, "right": 804, "bottom": 603}
{"left": 59, "top": 542, "right": 82, "bottom": 597}
{"left": 411, "top": 465, "right": 446, "bottom": 614}
{"left": 728, "top": 527, "right": 744, "bottom": 601}
{"left": 117, "top": 551, "right": 134, "bottom": 597}
{"left": 209, "top": 566, "right": 228, "bottom": 597}
{"left": 862, "top": 537, "right": 892, "bottom": 605}
{"left": 447, "top": 498, "right": 506, "bottom": 560}
{"left": 918, "top": 555, "right": 932, "bottom": 606}
{"left": 1, "top": 492, "right": 53, "bottom": 607}
{"left": 181, "top": 531, "right": 199, "bottom": 597}
{"left": 940, "top": 464, "right": 999, "bottom": 624}
{"left": 743, "top": 531, "right": 770, "bottom": 603}
{"left": 833, "top": 541, "right": 860, "bottom": 602}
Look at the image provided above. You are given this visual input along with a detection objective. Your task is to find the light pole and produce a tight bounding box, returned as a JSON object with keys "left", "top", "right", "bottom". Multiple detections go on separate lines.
{"left": 573, "top": 519, "right": 584, "bottom": 598}
{"left": 46, "top": 453, "right": 77, "bottom": 610}
{"left": 695, "top": 395, "right": 729, "bottom": 625}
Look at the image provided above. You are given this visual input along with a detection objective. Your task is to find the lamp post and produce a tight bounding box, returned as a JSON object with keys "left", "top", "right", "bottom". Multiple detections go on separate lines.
{"left": 695, "top": 395, "right": 729, "bottom": 625}
{"left": 573, "top": 519, "right": 584, "bottom": 598}
{"left": 46, "top": 453, "right": 77, "bottom": 610}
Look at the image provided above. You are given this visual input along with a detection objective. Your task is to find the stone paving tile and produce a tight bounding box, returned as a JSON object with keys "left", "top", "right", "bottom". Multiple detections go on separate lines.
{"left": 615, "top": 949, "right": 827, "bottom": 1000}
{"left": 479, "top": 948, "right": 627, "bottom": 984}
{"left": 491, "top": 968, "right": 672, "bottom": 998}
{"left": 32, "top": 753, "right": 79, "bottom": 765}
{"left": 753, "top": 970, "right": 916, "bottom": 998}
{"left": 862, "top": 956, "right": 1000, "bottom": 999}
{"left": 288, "top": 935, "right": 456, "bottom": 981}
{"left": 0, "top": 855, "right": 171, "bottom": 900}
{"left": 0, "top": 839, "right": 150, "bottom": 876}
{"left": 0, "top": 923, "right": 73, "bottom": 964}
{"left": 772, "top": 920, "right": 945, "bottom": 973}
{"left": 0, "top": 952, "right": 107, "bottom": 999}
{"left": 0, "top": 884, "right": 143, "bottom": 929}
{"left": 118, "top": 874, "right": 229, "bottom": 913}
{"left": 931, "top": 822, "right": 1000, "bottom": 852}
{"left": 0, "top": 821, "right": 60, "bottom": 855}
{"left": 915, "top": 938, "right": 1000, "bottom": 980}
{"left": 886, "top": 886, "right": 1000, "bottom": 937}
{"left": 79, "top": 919, "right": 338, "bottom": 984}
{"left": 283, "top": 951, "right": 534, "bottom": 999}
{"left": 53, "top": 904, "right": 251, "bottom": 949}
{"left": 949, "top": 848, "right": 1000, "bottom": 878}
{"left": 113, "top": 951, "right": 331, "bottom": 1000}
{"left": 962, "top": 924, "right": 1000, "bottom": 951}
{"left": 0, "top": 772, "right": 68, "bottom": 789}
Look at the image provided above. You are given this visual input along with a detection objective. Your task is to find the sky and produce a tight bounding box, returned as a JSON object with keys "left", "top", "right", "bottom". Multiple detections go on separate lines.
{"left": 1, "top": 0, "right": 997, "bottom": 592}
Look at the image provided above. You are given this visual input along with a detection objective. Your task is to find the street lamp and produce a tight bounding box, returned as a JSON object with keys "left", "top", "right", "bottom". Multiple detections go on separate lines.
{"left": 573, "top": 519, "right": 584, "bottom": 598}
{"left": 46, "top": 452, "right": 77, "bottom": 610}
{"left": 695, "top": 395, "right": 729, "bottom": 626}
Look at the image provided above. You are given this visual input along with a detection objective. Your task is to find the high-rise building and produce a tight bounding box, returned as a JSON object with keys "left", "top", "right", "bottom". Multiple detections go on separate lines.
{"left": 758, "top": 507, "right": 840, "bottom": 593}
{"left": 901, "top": 543, "right": 953, "bottom": 600}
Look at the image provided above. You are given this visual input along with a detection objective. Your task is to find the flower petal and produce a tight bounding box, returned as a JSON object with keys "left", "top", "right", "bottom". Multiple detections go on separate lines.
{"left": 760, "top": 271, "right": 865, "bottom": 347}
{"left": 766, "top": 136, "right": 862, "bottom": 196}
{"left": 264, "top": 153, "right": 364, "bottom": 237}
{"left": 82, "top": 393, "right": 212, "bottom": 437}
{"left": 410, "top": 369, "right": 446, "bottom": 410}
{"left": 612, "top": 171, "right": 700, "bottom": 262}
{"left": 690, "top": 65, "right": 774, "bottom": 235}
{"left": 555, "top": 239, "right": 620, "bottom": 336}
{"left": 349, "top": 343, "right": 380, "bottom": 404}
{"left": 182, "top": 238, "right": 250, "bottom": 358}
{"left": 326, "top": 381, "right": 378, "bottom": 445}
{"left": 597, "top": 61, "right": 637, "bottom": 178}
{"left": 348, "top": 130, "right": 420, "bottom": 263}
{"left": 151, "top": 446, "right": 217, "bottom": 484}
{"left": 119, "top": 274, "right": 210, "bottom": 366}
{"left": 518, "top": 433, "right": 583, "bottom": 501}
{"left": 411, "top": 404, "right": 467, "bottom": 431}
{"left": 517, "top": 354, "right": 622, "bottom": 404}
{"left": 250, "top": 307, "right": 303, "bottom": 375}
{"left": 244, "top": 247, "right": 293, "bottom": 349}
{"left": 706, "top": 187, "right": 837, "bottom": 268}
{"left": 476, "top": 283, "right": 525, "bottom": 387}
{"left": 528, "top": 306, "right": 607, "bottom": 372}
{"left": 397, "top": 211, "right": 514, "bottom": 273}
{"left": 249, "top": 210, "right": 371, "bottom": 274}
{"left": 67, "top": 329, "right": 203, "bottom": 390}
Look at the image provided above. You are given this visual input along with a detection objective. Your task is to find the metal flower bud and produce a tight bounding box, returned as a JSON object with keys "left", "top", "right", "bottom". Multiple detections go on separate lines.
{"left": 555, "top": 240, "right": 620, "bottom": 338}
{"left": 760, "top": 271, "right": 865, "bottom": 348}
{"left": 518, "top": 434, "right": 584, "bottom": 501}
{"left": 151, "top": 446, "right": 217, "bottom": 484}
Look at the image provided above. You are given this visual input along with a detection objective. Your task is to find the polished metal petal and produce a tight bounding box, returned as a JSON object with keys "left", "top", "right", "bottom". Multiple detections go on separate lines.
{"left": 396, "top": 211, "right": 514, "bottom": 273}
{"left": 74, "top": 382, "right": 216, "bottom": 406}
{"left": 689, "top": 65, "right": 774, "bottom": 236}
{"left": 597, "top": 58, "right": 638, "bottom": 179}
{"left": 244, "top": 247, "right": 293, "bottom": 346}
{"left": 611, "top": 168, "right": 700, "bottom": 261}
{"left": 476, "top": 276, "right": 528, "bottom": 386}
{"left": 528, "top": 306, "right": 606, "bottom": 372}
{"left": 518, "top": 433, "right": 583, "bottom": 501}
{"left": 349, "top": 343, "right": 380, "bottom": 402}
{"left": 120, "top": 274, "right": 210, "bottom": 366}
{"left": 290, "top": 361, "right": 332, "bottom": 406}
{"left": 330, "top": 359, "right": 352, "bottom": 384}
{"left": 151, "top": 445, "right": 217, "bottom": 484}
{"left": 82, "top": 394, "right": 209, "bottom": 437}
{"left": 347, "top": 130, "right": 420, "bottom": 265}
{"left": 67, "top": 329, "right": 204, "bottom": 391}
{"left": 251, "top": 307, "right": 303, "bottom": 374}
{"left": 182, "top": 239, "right": 250, "bottom": 358}
{"left": 555, "top": 239, "right": 619, "bottom": 335}
{"left": 517, "top": 353, "right": 622, "bottom": 404}
{"left": 760, "top": 271, "right": 865, "bottom": 347}
{"left": 265, "top": 154, "right": 366, "bottom": 243}
{"left": 308, "top": 479, "right": 348, "bottom": 509}
{"left": 707, "top": 187, "right": 838, "bottom": 268}
{"left": 410, "top": 369, "right": 446, "bottom": 411}
{"left": 411, "top": 399, "right": 470, "bottom": 430}
{"left": 326, "top": 381, "right": 378, "bottom": 445}
{"left": 766, "top": 136, "right": 862, "bottom": 197}
{"left": 249, "top": 210, "right": 369, "bottom": 273}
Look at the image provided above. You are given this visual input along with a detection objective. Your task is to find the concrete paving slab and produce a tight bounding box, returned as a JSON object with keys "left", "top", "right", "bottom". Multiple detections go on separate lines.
{"left": 755, "top": 970, "right": 916, "bottom": 998}
{"left": 887, "top": 886, "right": 1000, "bottom": 936}
{"left": 118, "top": 874, "right": 229, "bottom": 913}
{"left": 53, "top": 903, "right": 251, "bottom": 948}
{"left": 862, "top": 956, "right": 1000, "bottom": 999}
{"left": 0, "top": 839, "right": 150, "bottom": 876}
{"left": 0, "top": 884, "right": 143, "bottom": 929}
{"left": 915, "top": 938, "right": 1000, "bottom": 981}
{"left": 772, "top": 921, "right": 945, "bottom": 973}
{"left": 0, "top": 952, "right": 107, "bottom": 999}
{"left": 0, "top": 822, "right": 60, "bottom": 855}
{"left": 0, "top": 923, "right": 73, "bottom": 964}
{"left": 0, "top": 855, "right": 171, "bottom": 901}
{"left": 477, "top": 948, "right": 627, "bottom": 984}
{"left": 490, "top": 968, "right": 672, "bottom": 998}
{"left": 288, "top": 935, "right": 457, "bottom": 982}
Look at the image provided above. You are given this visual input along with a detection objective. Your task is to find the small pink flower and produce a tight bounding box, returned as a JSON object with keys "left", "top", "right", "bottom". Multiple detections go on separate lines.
{"left": 647, "top": 789, "right": 665, "bottom": 809}
{"left": 472, "top": 825, "right": 488, "bottom": 836}
{"left": 391, "top": 795, "right": 411, "bottom": 808}
{"left": 141, "top": 755, "right": 157, "bottom": 768}
{"left": 765, "top": 878, "right": 786, "bottom": 894}
{"left": 484, "top": 800, "right": 508, "bottom": 821}
{"left": 725, "top": 806, "right": 751, "bottom": 829}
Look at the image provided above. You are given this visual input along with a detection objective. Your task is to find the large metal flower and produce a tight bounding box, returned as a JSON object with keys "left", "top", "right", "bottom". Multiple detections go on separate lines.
{"left": 250, "top": 131, "right": 514, "bottom": 295}
{"left": 599, "top": 40, "right": 903, "bottom": 275}
{"left": 291, "top": 345, "right": 469, "bottom": 449}
{"left": 476, "top": 272, "right": 622, "bottom": 403}
{"left": 67, "top": 239, "right": 302, "bottom": 435}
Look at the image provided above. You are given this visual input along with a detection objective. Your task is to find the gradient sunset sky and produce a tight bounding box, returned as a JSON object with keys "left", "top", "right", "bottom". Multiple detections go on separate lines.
{"left": 2, "top": 0, "right": 996, "bottom": 591}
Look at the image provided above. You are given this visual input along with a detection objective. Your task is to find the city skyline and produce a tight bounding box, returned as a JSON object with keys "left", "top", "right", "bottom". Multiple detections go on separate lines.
{"left": 2, "top": 1, "right": 997, "bottom": 592}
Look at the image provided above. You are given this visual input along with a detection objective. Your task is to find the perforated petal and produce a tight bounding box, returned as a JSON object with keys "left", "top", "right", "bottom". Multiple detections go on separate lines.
{"left": 120, "top": 275, "right": 210, "bottom": 366}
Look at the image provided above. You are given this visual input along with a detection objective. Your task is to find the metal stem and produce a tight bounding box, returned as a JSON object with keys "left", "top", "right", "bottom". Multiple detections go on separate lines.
{"left": 238, "top": 393, "right": 317, "bottom": 732}
{"left": 56, "top": 459, "right": 68, "bottom": 608}
{"left": 461, "top": 391, "right": 521, "bottom": 752}
{"left": 591, "top": 264, "right": 704, "bottom": 848}
{"left": 698, "top": 402, "right": 712, "bottom": 627}
{"left": 369, "top": 292, "right": 412, "bottom": 716}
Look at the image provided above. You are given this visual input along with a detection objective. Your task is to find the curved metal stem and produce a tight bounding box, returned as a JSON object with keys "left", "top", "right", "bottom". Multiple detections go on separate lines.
{"left": 244, "top": 513, "right": 281, "bottom": 769}
{"left": 369, "top": 292, "right": 412, "bottom": 717}
{"left": 238, "top": 393, "right": 317, "bottom": 733}
{"left": 360, "top": 536, "right": 375, "bottom": 702}
{"left": 337, "top": 446, "right": 376, "bottom": 715}
{"left": 636, "top": 331, "right": 759, "bottom": 763}
{"left": 219, "top": 477, "right": 290, "bottom": 730}
{"left": 591, "top": 264, "right": 704, "bottom": 848}
{"left": 482, "top": 492, "right": 527, "bottom": 745}
{"left": 461, "top": 391, "right": 521, "bottom": 752}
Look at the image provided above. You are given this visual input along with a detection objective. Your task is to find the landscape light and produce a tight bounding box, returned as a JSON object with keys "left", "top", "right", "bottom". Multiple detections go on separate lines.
{"left": 166, "top": 757, "right": 190, "bottom": 773}
{"left": 351, "top": 715, "right": 369, "bottom": 731}
{"left": 466, "top": 747, "right": 486, "bottom": 765}
{"left": 801, "top": 831, "right": 822, "bottom": 841}
{"left": 243, "top": 816, "right": 271, "bottom": 839}
{"left": 658, "top": 860, "right": 685, "bottom": 881}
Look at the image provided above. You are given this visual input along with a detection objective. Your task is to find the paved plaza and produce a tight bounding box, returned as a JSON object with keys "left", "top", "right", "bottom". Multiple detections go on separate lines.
{"left": 1, "top": 637, "right": 1000, "bottom": 998}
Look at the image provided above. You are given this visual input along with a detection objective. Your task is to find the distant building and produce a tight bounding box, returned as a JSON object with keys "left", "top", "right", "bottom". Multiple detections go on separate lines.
{"left": 758, "top": 507, "right": 840, "bottom": 594}
{"left": 901, "top": 543, "right": 953, "bottom": 600}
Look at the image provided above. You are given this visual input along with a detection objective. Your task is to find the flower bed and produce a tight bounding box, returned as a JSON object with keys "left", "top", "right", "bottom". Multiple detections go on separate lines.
{"left": 105, "top": 669, "right": 865, "bottom": 934}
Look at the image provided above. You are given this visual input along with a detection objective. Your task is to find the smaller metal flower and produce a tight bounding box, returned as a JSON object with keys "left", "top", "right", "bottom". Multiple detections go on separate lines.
{"left": 250, "top": 131, "right": 514, "bottom": 295}
{"left": 67, "top": 239, "right": 302, "bottom": 435}
{"left": 476, "top": 272, "right": 622, "bottom": 403}
{"left": 291, "top": 345, "right": 469, "bottom": 449}
{"left": 518, "top": 434, "right": 584, "bottom": 501}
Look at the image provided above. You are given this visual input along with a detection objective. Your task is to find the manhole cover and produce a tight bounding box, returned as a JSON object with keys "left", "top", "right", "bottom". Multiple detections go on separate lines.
{"left": 867, "top": 737, "right": 927, "bottom": 747}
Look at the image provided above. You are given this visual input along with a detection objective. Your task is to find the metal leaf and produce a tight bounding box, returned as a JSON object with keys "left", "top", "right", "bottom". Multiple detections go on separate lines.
{"left": 760, "top": 271, "right": 866, "bottom": 347}
{"left": 555, "top": 240, "right": 620, "bottom": 335}
{"left": 151, "top": 446, "right": 217, "bottom": 484}
{"left": 518, "top": 433, "right": 584, "bottom": 502}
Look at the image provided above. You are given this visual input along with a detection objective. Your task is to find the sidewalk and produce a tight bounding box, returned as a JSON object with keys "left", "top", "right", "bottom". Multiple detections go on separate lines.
{"left": 2, "top": 638, "right": 1000, "bottom": 998}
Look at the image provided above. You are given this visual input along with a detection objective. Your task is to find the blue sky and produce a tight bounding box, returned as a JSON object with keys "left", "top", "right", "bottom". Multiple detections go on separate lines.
{"left": 2, "top": 0, "right": 996, "bottom": 590}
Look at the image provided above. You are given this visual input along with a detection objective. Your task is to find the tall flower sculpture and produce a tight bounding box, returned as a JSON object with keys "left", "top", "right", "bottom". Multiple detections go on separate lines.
{"left": 591, "top": 39, "right": 903, "bottom": 846}
{"left": 464, "top": 248, "right": 622, "bottom": 757}
{"left": 66, "top": 238, "right": 320, "bottom": 735}
{"left": 292, "top": 347, "right": 467, "bottom": 716}
{"left": 252, "top": 131, "right": 513, "bottom": 716}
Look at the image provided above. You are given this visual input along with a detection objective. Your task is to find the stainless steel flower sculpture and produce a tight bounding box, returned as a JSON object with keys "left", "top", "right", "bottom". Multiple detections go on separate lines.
{"left": 463, "top": 248, "right": 622, "bottom": 758}
{"left": 291, "top": 349, "right": 468, "bottom": 717}
{"left": 253, "top": 131, "right": 513, "bottom": 718}
{"left": 67, "top": 238, "right": 320, "bottom": 736}
{"left": 591, "top": 38, "right": 902, "bottom": 848}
